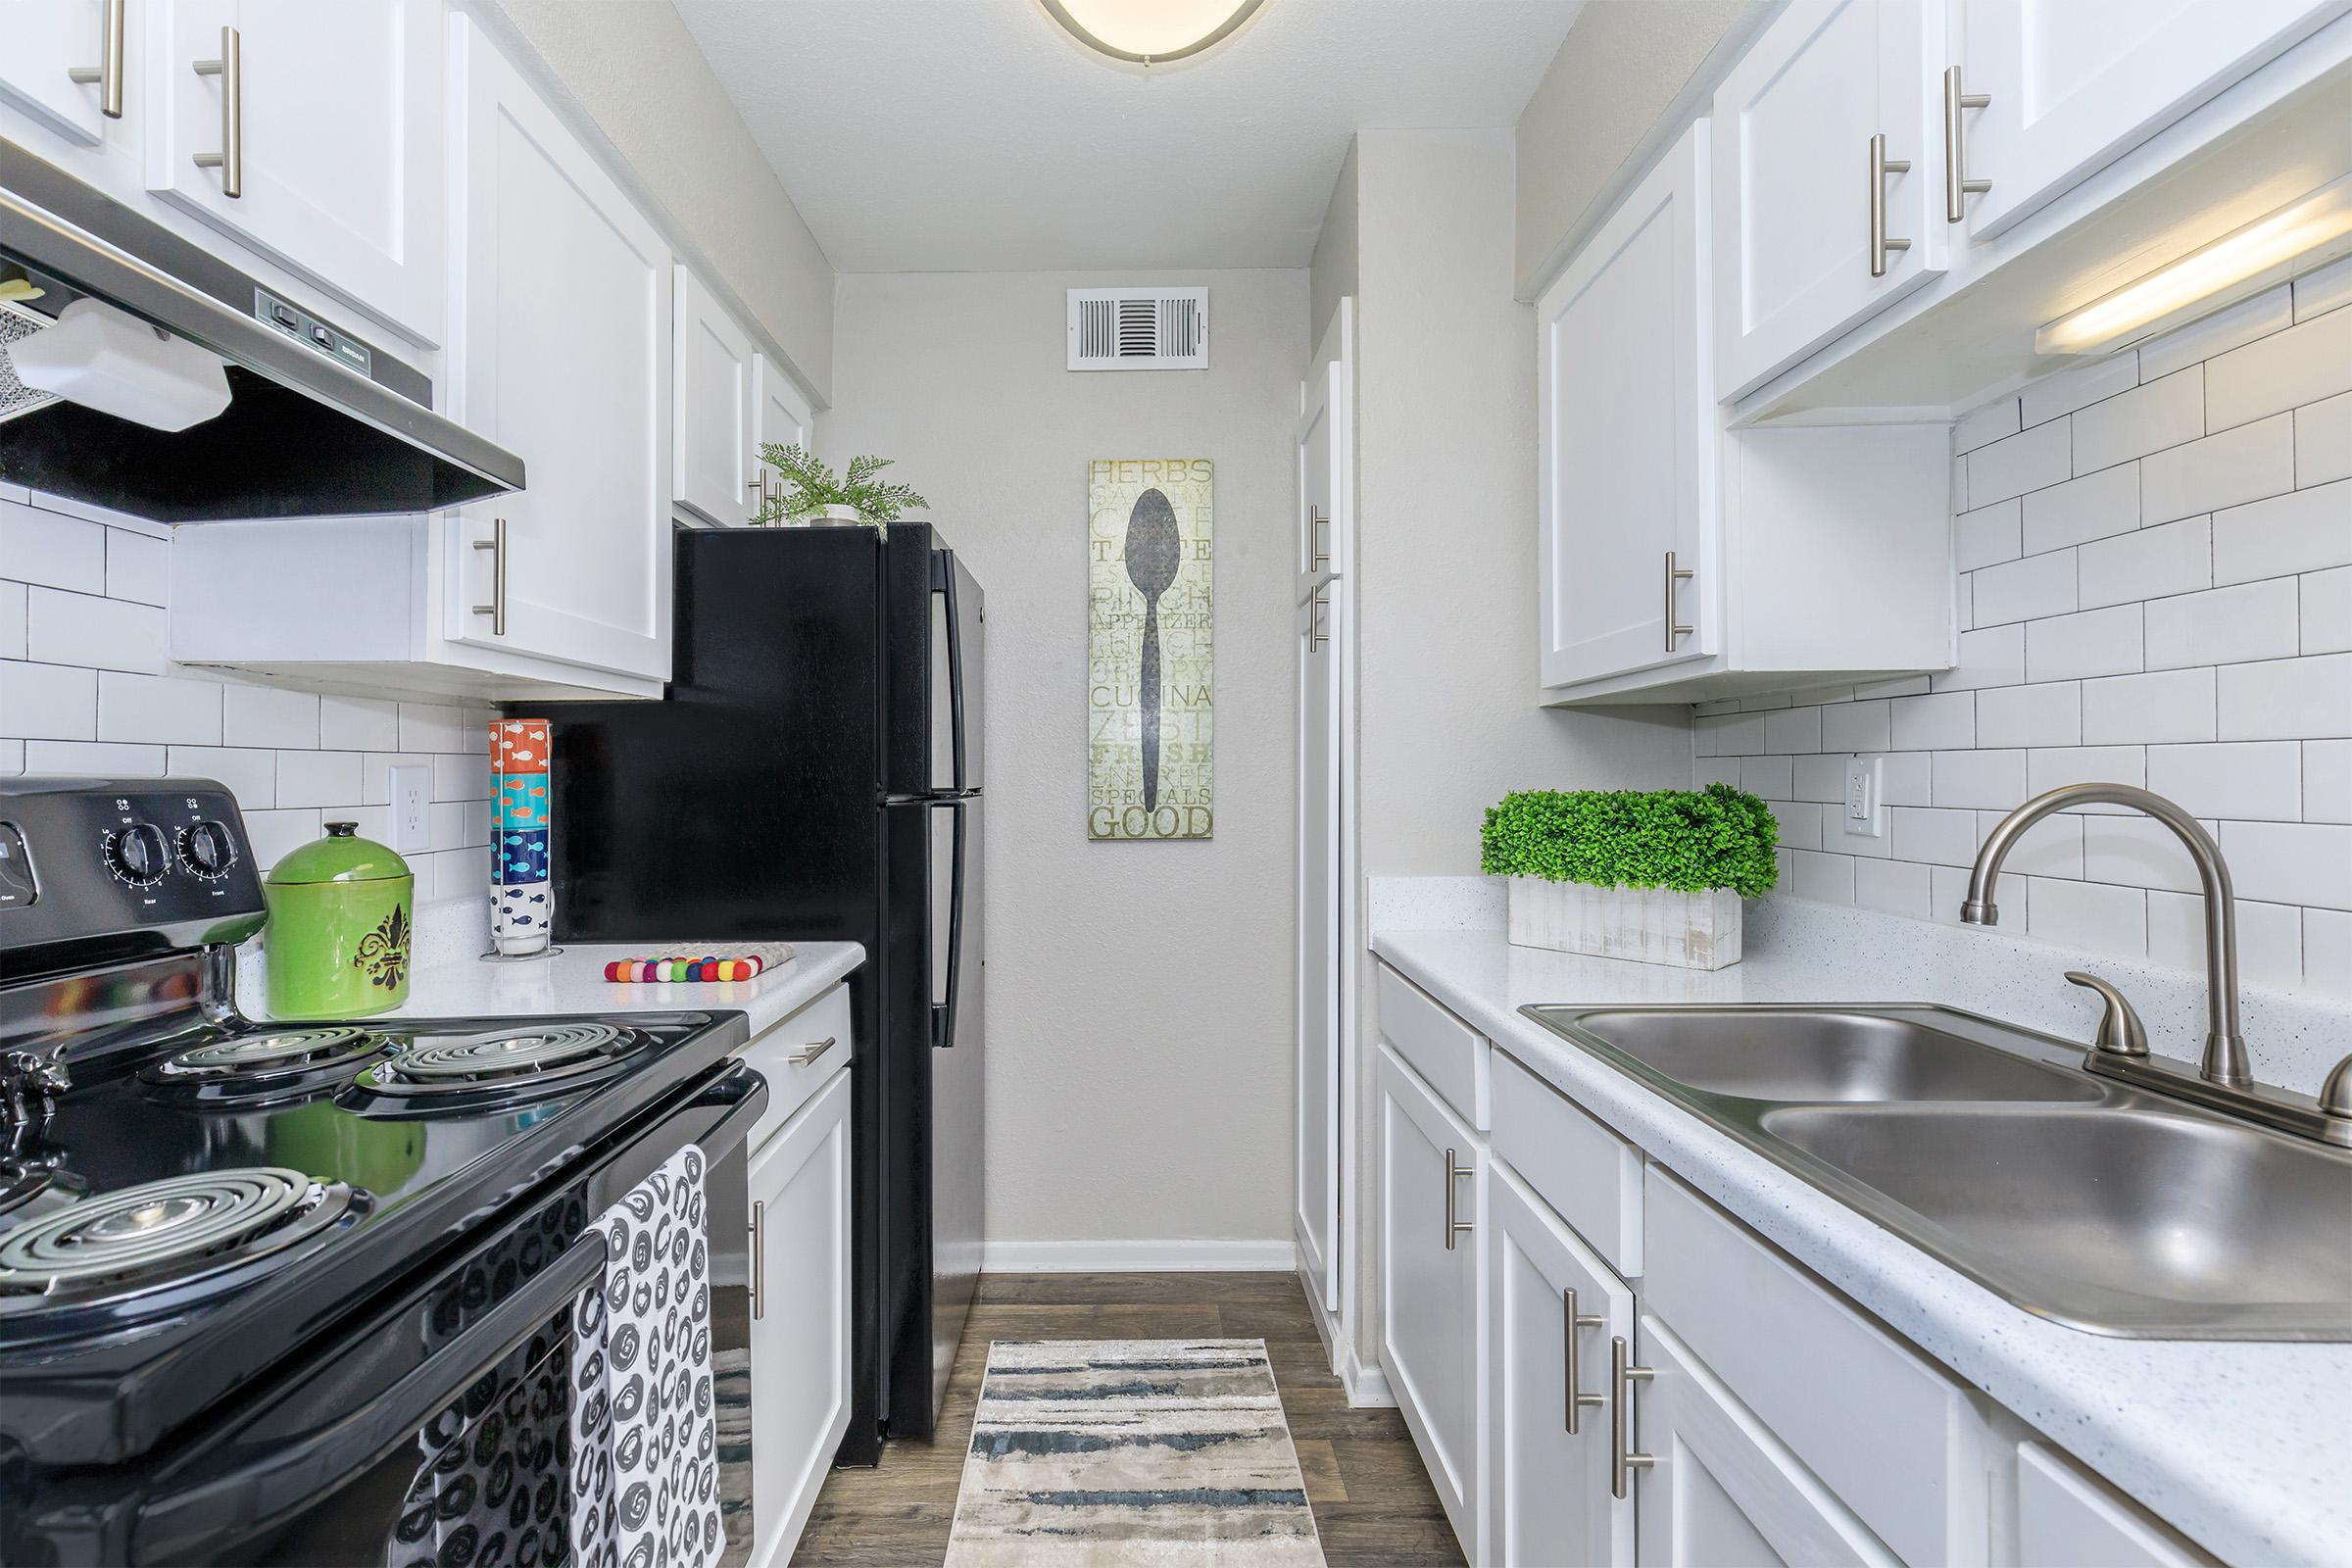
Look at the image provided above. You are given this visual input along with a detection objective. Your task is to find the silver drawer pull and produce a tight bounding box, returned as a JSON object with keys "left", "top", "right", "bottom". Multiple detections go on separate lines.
{"left": 66, "top": 0, "right": 125, "bottom": 120}
{"left": 749, "top": 1198, "right": 765, "bottom": 1320}
{"left": 788, "top": 1036, "right": 837, "bottom": 1067}
{"left": 472, "top": 517, "right": 507, "bottom": 636}
{"left": 1564, "top": 1286, "right": 1605, "bottom": 1434}
{"left": 190, "top": 26, "right": 242, "bottom": 199}
{"left": 1443, "top": 1147, "right": 1475, "bottom": 1250}
{"left": 1612, "top": 1335, "right": 1654, "bottom": 1497}
{"left": 1942, "top": 66, "right": 1991, "bottom": 223}
{"left": 1869, "top": 131, "right": 1912, "bottom": 278}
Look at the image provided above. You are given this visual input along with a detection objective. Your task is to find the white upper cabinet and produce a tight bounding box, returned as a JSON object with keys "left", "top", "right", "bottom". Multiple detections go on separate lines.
{"left": 754, "top": 351, "right": 813, "bottom": 482}
{"left": 674, "top": 267, "right": 760, "bottom": 527}
{"left": 1953, "top": 0, "right": 2351, "bottom": 238}
{"left": 1, "top": 0, "right": 125, "bottom": 146}
{"left": 1537, "top": 121, "right": 1715, "bottom": 690}
{"left": 144, "top": 0, "right": 443, "bottom": 344}
{"left": 444, "top": 14, "right": 673, "bottom": 685}
{"left": 1712, "top": 0, "right": 1945, "bottom": 401}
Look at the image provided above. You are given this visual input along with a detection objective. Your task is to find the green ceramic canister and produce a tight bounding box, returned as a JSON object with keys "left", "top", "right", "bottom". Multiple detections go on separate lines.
{"left": 265, "top": 821, "right": 415, "bottom": 1018}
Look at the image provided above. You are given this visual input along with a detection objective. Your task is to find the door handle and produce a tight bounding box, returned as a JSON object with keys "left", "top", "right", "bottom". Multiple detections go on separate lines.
{"left": 932, "top": 549, "right": 970, "bottom": 795}
{"left": 1942, "top": 66, "right": 1991, "bottom": 222}
{"left": 191, "top": 26, "right": 242, "bottom": 199}
{"left": 66, "top": 0, "right": 126, "bottom": 119}
{"left": 1869, "top": 132, "right": 1912, "bottom": 278}
{"left": 1663, "top": 551, "right": 1693, "bottom": 650}
{"left": 1307, "top": 584, "right": 1330, "bottom": 652}
{"left": 1564, "top": 1287, "right": 1604, "bottom": 1434}
{"left": 749, "top": 1199, "right": 765, "bottom": 1320}
{"left": 1443, "top": 1148, "right": 1475, "bottom": 1250}
{"left": 930, "top": 798, "right": 966, "bottom": 1051}
{"left": 788, "top": 1036, "right": 838, "bottom": 1067}
{"left": 1611, "top": 1335, "right": 1654, "bottom": 1497}
{"left": 472, "top": 517, "right": 508, "bottom": 636}
{"left": 1308, "top": 504, "right": 1329, "bottom": 570}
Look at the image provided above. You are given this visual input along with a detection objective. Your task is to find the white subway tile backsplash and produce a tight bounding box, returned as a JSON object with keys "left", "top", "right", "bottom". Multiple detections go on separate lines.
{"left": 1820, "top": 699, "right": 1892, "bottom": 753}
{"left": 2024, "top": 604, "right": 2142, "bottom": 683}
{"left": 400, "top": 703, "right": 488, "bottom": 755}
{"left": 430, "top": 751, "right": 491, "bottom": 804}
{"left": 1971, "top": 549, "right": 2077, "bottom": 626}
{"left": 25, "top": 589, "right": 169, "bottom": 674}
{"left": 2143, "top": 577, "right": 2300, "bottom": 669}
{"left": 1854, "top": 857, "right": 1932, "bottom": 918}
{"left": 0, "top": 582, "right": 24, "bottom": 662}
{"left": 2021, "top": 464, "right": 2137, "bottom": 555}
{"left": 1880, "top": 751, "right": 1932, "bottom": 806}
{"left": 2220, "top": 819, "right": 2352, "bottom": 911}
{"left": 2138, "top": 415, "right": 2293, "bottom": 523}
{"left": 2, "top": 661, "right": 97, "bottom": 740}
{"left": 1764, "top": 706, "right": 1820, "bottom": 756}
{"left": 221, "top": 683, "right": 319, "bottom": 749}
{"left": 1954, "top": 397, "right": 2020, "bottom": 455}
{"left": 166, "top": 746, "right": 277, "bottom": 808}
{"left": 104, "top": 531, "right": 170, "bottom": 607}
{"left": 2210, "top": 480, "right": 2351, "bottom": 585}
{"left": 1970, "top": 419, "right": 2072, "bottom": 504}
{"left": 2022, "top": 352, "right": 2137, "bottom": 427}
{"left": 1974, "top": 682, "right": 2081, "bottom": 749}
{"left": 320, "top": 696, "right": 401, "bottom": 752}
{"left": 1852, "top": 674, "right": 1932, "bottom": 700}
{"left": 96, "top": 671, "right": 222, "bottom": 746}
{"left": 24, "top": 740, "right": 165, "bottom": 776}
{"left": 1891, "top": 805, "right": 1980, "bottom": 866}
{"left": 1777, "top": 800, "right": 1825, "bottom": 852}
{"left": 2204, "top": 304, "right": 2352, "bottom": 431}
{"left": 2144, "top": 741, "right": 2301, "bottom": 820}
{"left": 2083, "top": 812, "right": 2221, "bottom": 894}
{"left": 1891, "top": 691, "right": 1975, "bottom": 750}
{"left": 2078, "top": 514, "right": 2210, "bottom": 609}
{"left": 1955, "top": 498, "right": 2024, "bottom": 570}
{"left": 1932, "top": 623, "right": 2026, "bottom": 692}
{"left": 2137, "top": 284, "right": 2292, "bottom": 382}
{"left": 2297, "top": 258, "right": 2352, "bottom": 321}
{"left": 2308, "top": 909, "right": 2352, "bottom": 998}
{"left": 2310, "top": 740, "right": 2352, "bottom": 825}
{"left": 2217, "top": 654, "right": 2351, "bottom": 740}
{"left": 2082, "top": 667, "right": 2217, "bottom": 744}
{"left": 1790, "top": 849, "right": 1856, "bottom": 905}
{"left": 1932, "top": 748, "right": 2026, "bottom": 808}
{"left": 1718, "top": 710, "right": 1767, "bottom": 756}
{"left": 276, "top": 750, "right": 364, "bottom": 809}
{"left": 2027, "top": 745, "right": 2147, "bottom": 802}
{"left": 0, "top": 501, "right": 106, "bottom": 593}
{"left": 1792, "top": 753, "right": 1844, "bottom": 803}
{"left": 244, "top": 809, "right": 324, "bottom": 873}
{"left": 1981, "top": 809, "right": 2082, "bottom": 878}
{"left": 1694, "top": 759, "right": 1741, "bottom": 790}
{"left": 2147, "top": 891, "right": 2302, "bottom": 989}
{"left": 1740, "top": 754, "right": 1794, "bottom": 799}
{"left": 2298, "top": 391, "right": 2352, "bottom": 487}
{"left": 2026, "top": 875, "right": 2145, "bottom": 955}
{"left": 2072, "top": 367, "right": 2202, "bottom": 474}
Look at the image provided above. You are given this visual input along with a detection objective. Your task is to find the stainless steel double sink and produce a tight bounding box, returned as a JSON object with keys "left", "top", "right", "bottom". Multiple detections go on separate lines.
{"left": 1519, "top": 1004, "right": 2352, "bottom": 1341}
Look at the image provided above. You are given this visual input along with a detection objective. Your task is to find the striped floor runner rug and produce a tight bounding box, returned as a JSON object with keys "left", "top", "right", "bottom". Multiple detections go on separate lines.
{"left": 945, "top": 1339, "right": 1327, "bottom": 1566}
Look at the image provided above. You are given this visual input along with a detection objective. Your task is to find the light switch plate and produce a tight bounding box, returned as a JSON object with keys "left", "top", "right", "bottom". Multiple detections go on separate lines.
{"left": 389, "top": 765, "right": 431, "bottom": 854}
{"left": 1842, "top": 755, "right": 1884, "bottom": 839}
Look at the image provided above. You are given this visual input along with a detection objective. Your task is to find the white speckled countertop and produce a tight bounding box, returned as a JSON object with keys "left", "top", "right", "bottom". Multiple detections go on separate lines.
{"left": 1371, "top": 883, "right": 2352, "bottom": 1568}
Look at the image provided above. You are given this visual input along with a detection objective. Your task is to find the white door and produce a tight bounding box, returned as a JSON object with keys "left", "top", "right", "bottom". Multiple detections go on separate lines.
{"left": 673, "top": 267, "right": 758, "bottom": 527}
{"left": 444, "top": 16, "right": 674, "bottom": 685}
{"left": 2015, "top": 1443, "right": 2208, "bottom": 1568}
{"left": 1633, "top": 1316, "right": 1899, "bottom": 1568}
{"left": 145, "top": 0, "right": 443, "bottom": 343}
{"left": 1486, "top": 1164, "right": 1634, "bottom": 1568}
{"left": 1293, "top": 300, "right": 1349, "bottom": 1320}
{"left": 746, "top": 1068, "right": 854, "bottom": 1568}
{"left": 1712, "top": 0, "right": 1945, "bottom": 400}
{"left": 1377, "top": 1043, "right": 1482, "bottom": 1560}
{"left": 754, "top": 351, "right": 813, "bottom": 513}
{"left": 1538, "top": 121, "right": 1717, "bottom": 689}
{"left": 1, "top": 0, "right": 123, "bottom": 145}
{"left": 1955, "top": 0, "right": 2351, "bottom": 237}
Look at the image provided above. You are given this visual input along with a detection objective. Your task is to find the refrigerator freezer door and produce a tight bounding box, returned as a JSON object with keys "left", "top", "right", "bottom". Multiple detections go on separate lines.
{"left": 928, "top": 545, "right": 986, "bottom": 797}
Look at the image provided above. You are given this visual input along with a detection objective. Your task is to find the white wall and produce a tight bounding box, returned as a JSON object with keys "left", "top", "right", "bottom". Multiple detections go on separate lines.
{"left": 822, "top": 269, "right": 1309, "bottom": 1259}
{"left": 1701, "top": 272, "right": 2352, "bottom": 998}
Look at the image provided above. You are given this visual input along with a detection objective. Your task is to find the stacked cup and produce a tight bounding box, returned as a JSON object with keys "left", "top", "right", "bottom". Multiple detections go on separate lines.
{"left": 490, "top": 718, "right": 554, "bottom": 956}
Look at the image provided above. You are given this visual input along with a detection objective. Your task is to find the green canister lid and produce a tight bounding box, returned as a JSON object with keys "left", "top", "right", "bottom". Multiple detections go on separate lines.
{"left": 268, "top": 820, "right": 411, "bottom": 885}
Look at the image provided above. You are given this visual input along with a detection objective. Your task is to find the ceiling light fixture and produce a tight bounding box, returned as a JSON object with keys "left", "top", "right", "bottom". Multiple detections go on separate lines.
{"left": 1041, "top": 0, "right": 1268, "bottom": 65}
{"left": 2034, "top": 174, "right": 2352, "bottom": 357}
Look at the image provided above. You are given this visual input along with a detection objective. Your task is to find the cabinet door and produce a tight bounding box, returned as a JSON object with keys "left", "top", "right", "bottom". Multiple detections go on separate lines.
{"left": 2016, "top": 1443, "right": 2211, "bottom": 1568}
{"left": 146, "top": 0, "right": 443, "bottom": 342}
{"left": 1486, "top": 1163, "right": 1633, "bottom": 1568}
{"left": 1633, "top": 1317, "right": 1898, "bottom": 1568}
{"left": 1957, "top": 0, "right": 2349, "bottom": 238}
{"left": 746, "top": 1067, "right": 854, "bottom": 1568}
{"left": 1538, "top": 121, "right": 1716, "bottom": 689}
{"left": 674, "top": 268, "right": 758, "bottom": 527}
{"left": 754, "top": 351, "right": 812, "bottom": 498}
{"left": 1712, "top": 0, "right": 1944, "bottom": 401}
{"left": 444, "top": 17, "right": 674, "bottom": 685}
{"left": 1377, "top": 1043, "right": 1482, "bottom": 1559}
{"left": 1, "top": 0, "right": 122, "bottom": 145}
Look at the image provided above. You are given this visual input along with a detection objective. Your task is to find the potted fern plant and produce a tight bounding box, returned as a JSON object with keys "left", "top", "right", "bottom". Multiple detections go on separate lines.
{"left": 752, "top": 443, "right": 928, "bottom": 529}
{"left": 1479, "top": 783, "right": 1778, "bottom": 969}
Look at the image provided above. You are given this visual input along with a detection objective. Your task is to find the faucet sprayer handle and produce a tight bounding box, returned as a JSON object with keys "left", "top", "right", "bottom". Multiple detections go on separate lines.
{"left": 2065, "top": 971, "right": 2149, "bottom": 1058}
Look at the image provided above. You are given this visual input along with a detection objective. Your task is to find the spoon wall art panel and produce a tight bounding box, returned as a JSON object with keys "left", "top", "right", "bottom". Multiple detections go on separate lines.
{"left": 1088, "top": 459, "right": 1214, "bottom": 840}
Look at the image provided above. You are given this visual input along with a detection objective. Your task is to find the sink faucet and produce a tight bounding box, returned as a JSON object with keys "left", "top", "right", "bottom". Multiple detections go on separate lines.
{"left": 1962, "top": 783, "right": 2248, "bottom": 1087}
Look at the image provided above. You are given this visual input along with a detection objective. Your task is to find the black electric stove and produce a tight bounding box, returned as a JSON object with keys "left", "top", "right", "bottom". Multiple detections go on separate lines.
{"left": 0, "top": 779, "right": 762, "bottom": 1567}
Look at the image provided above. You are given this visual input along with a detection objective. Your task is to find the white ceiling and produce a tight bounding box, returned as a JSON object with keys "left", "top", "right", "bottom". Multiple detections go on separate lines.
{"left": 673, "top": 0, "right": 1587, "bottom": 273}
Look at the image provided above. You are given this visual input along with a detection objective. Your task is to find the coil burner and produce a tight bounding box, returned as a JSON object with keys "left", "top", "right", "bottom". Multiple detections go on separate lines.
{"left": 143, "top": 1027, "right": 393, "bottom": 1101}
{"left": 352, "top": 1022, "right": 650, "bottom": 1107}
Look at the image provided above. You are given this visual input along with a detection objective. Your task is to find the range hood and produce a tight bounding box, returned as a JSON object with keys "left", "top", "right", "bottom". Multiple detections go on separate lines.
{"left": 0, "top": 140, "right": 521, "bottom": 521}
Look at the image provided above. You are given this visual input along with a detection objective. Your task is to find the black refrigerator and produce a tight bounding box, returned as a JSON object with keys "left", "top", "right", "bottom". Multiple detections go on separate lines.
{"left": 541, "top": 522, "right": 984, "bottom": 1464}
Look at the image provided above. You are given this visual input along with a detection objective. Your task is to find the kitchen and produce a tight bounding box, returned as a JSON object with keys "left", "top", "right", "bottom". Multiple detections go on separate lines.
{"left": 1, "top": 1, "right": 2347, "bottom": 1565}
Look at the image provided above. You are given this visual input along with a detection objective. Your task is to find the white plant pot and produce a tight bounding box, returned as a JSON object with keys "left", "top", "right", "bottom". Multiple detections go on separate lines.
{"left": 1504, "top": 877, "right": 1743, "bottom": 969}
{"left": 804, "top": 504, "right": 870, "bottom": 527}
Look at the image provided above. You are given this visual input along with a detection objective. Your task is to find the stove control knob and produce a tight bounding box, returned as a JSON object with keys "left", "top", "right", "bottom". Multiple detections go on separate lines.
{"left": 105, "top": 823, "right": 170, "bottom": 887}
{"left": 178, "top": 820, "right": 238, "bottom": 879}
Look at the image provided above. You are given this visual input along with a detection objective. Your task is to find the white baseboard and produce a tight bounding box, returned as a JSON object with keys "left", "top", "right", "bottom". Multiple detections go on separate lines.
{"left": 982, "top": 1238, "right": 1299, "bottom": 1273}
{"left": 1344, "top": 1346, "right": 1396, "bottom": 1409}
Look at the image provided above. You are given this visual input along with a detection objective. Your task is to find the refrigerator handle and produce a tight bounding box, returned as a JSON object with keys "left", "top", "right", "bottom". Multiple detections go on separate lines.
{"left": 933, "top": 548, "right": 969, "bottom": 796}
{"left": 930, "top": 798, "right": 966, "bottom": 1049}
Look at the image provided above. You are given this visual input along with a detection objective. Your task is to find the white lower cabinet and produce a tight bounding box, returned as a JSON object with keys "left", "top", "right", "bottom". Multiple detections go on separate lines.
{"left": 1377, "top": 1042, "right": 1484, "bottom": 1559}
{"left": 1485, "top": 1163, "right": 1632, "bottom": 1568}
{"left": 744, "top": 1062, "right": 853, "bottom": 1568}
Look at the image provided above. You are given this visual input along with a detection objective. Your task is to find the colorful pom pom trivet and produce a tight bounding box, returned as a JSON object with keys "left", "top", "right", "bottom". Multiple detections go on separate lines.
{"left": 601, "top": 942, "right": 796, "bottom": 983}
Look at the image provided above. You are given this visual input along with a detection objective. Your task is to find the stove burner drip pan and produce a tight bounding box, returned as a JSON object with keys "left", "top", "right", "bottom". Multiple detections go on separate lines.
{"left": 354, "top": 1022, "right": 649, "bottom": 1106}
{"left": 147, "top": 1027, "right": 390, "bottom": 1085}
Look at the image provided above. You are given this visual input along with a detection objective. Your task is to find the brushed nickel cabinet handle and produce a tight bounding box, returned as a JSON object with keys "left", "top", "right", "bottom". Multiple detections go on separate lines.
{"left": 190, "top": 26, "right": 242, "bottom": 199}
{"left": 788, "top": 1036, "right": 837, "bottom": 1067}
{"left": 1308, "top": 505, "right": 1329, "bottom": 570}
{"left": 66, "top": 0, "right": 125, "bottom": 119}
{"left": 1869, "top": 132, "right": 1912, "bottom": 278}
{"left": 1564, "top": 1287, "right": 1605, "bottom": 1434}
{"left": 1664, "top": 551, "right": 1694, "bottom": 650}
{"left": 1611, "top": 1335, "right": 1654, "bottom": 1497}
{"left": 472, "top": 517, "right": 507, "bottom": 636}
{"left": 1942, "top": 66, "right": 1991, "bottom": 223}
{"left": 750, "top": 1198, "right": 765, "bottom": 1320}
{"left": 1307, "top": 584, "right": 1330, "bottom": 652}
{"left": 1443, "top": 1147, "right": 1475, "bottom": 1250}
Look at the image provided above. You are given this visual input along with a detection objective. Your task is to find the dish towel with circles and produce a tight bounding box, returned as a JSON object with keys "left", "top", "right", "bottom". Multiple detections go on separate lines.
{"left": 569, "top": 1144, "right": 722, "bottom": 1568}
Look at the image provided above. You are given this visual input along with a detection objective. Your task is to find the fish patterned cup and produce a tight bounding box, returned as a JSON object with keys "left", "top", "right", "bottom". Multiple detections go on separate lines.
{"left": 491, "top": 719, "right": 553, "bottom": 956}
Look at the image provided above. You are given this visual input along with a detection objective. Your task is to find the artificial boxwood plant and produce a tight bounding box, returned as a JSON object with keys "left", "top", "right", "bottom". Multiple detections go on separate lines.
{"left": 1480, "top": 783, "right": 1779, "bottom": 898}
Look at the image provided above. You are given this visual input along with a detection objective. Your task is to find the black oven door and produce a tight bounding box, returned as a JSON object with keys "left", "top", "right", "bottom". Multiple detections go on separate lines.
{"left": 105, "top": 1066, "right": 766, "bottom": 1568}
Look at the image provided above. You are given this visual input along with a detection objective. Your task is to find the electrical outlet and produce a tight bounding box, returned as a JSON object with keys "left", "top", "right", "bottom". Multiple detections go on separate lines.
{"left": 1842, "top": 755, "right": 1884, "bottom": 839}
{"left": 390, "top": 765, "right": 431, "bottom": 854}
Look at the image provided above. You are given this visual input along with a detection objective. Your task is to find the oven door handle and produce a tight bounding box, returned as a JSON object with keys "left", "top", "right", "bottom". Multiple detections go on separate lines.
{"left": 132, "top": 1229, "right": 607, "bottom": 1562}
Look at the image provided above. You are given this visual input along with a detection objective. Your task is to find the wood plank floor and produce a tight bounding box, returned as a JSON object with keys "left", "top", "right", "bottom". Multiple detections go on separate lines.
{"left": 792, "top": 1272, "right": 1465, "bottom": 1566}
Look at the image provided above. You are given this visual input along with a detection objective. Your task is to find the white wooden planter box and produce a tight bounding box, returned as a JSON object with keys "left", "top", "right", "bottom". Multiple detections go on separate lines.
{"left": 1505, "top": 877, "right": 1742, "bottom": 969}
